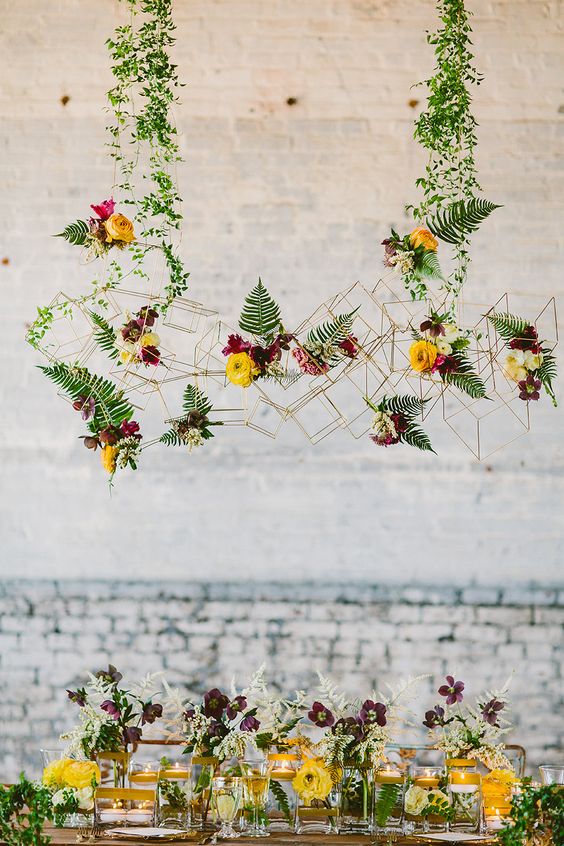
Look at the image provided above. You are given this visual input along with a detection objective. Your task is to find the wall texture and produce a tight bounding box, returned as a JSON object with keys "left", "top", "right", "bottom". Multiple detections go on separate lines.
{"left": 1, "top": 579, "right": 562, "bottom": 780}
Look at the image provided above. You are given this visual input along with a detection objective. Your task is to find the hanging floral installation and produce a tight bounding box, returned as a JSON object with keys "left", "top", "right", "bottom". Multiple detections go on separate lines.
{"left": 25, "top": 0, "right": 558, "bottom": 482}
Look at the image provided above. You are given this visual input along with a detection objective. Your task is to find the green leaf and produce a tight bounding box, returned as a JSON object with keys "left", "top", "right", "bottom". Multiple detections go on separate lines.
{"left": 306, "top": 309, "right": 358, "bottom": 365}
{"left": 182, "top": 384, "right": 212, "bottom": 416}
{"left": 486, "top": 312, "right": 530, "bottom": 342}
{"left": 89, "top": 312, "right": 119, "bottom": 360}
{"left": 385, "top": 394, "right": 426, "bottom": 418}
{"left": 159, "top": 429, "right": 185, "bottom": 447}
{"left": 55, "top": 219, "right": 89, "bottom": 246}
{"left": 444, "top": 369, "right": 487, "bottom": 399}
{"left": 402, "top": 422, "right": 436, "bottom": 453}
{"left": 39, "top": 362, "right": 133, "bottom": 434}
{"left": 374, "top": 783, "right": 400, "bottom": 827}
{"left": 428, "top": 199, "right": 502, "bottom": 245}
{"left": 537, "top": 347, "right": 558, "bottom": 406}
{"left": 238, "top": 279, "right": 281, "bottom": 338}
{"left": 415, "top": 249, "right": 444, "bottom": 281}
{"left": 270, "top": 778, "right": 292, "bottom": 825}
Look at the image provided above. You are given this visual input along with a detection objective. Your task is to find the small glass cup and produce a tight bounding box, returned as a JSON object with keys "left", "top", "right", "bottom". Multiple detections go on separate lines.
{"left": 539, "top": 765, "right": 564, "bottom": 785}
{"left": 129, "top": 761, "right": 160, "bottom": 790}
{"left": 373, "top": 767, "right": 405, "bottom": 834}
{"left": 241, "top": 760, "right": 273, "bottom": 837}
{"left": 40, "top": 749, "right": 66, "bottom": 768}
{"left": 408, "top": 766, "right": 448, "bottom": 833}
{"left": 212, "top": 776, "right": 243, "bottom": 839}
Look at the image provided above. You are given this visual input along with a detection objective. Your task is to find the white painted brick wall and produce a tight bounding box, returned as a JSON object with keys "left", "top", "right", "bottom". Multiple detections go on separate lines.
{"left": 0, "top": 579, "right": 562, "bottom": 780}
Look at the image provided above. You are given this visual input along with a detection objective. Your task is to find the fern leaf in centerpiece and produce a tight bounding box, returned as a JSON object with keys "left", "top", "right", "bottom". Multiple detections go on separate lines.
{"left": 39, "top": 362, "right": 133, "bottom": 433}
{"left": 270, "top": 778, "right": 292, "bottom": 824}
{"left": 443, "top": 354, "right": 487, "bottom": 399}
{"left": 486, "top": 312, "right": 530, "bottom": 342}
{"left": 306, "top": 309, "right": 358, "bottom": 365}
{"left": 538, "top": 348, "right": 558, "bottom": 406}
{"left": 238, "top": 279, "right": 281, "bottom": 338}
{"left": 385, "top": 394, "right": 426, "bottom": 418}
{"left": 54, "top": 219, "right": 90, "bottom": 246}
{"left": 89, "top": 311, "right": 119, "bottom": 360}
{"left": 415, "top": 249, "right": 444, "bottom": 281}
{"left": 427, "top": 199, "right": 502, "bottom": 245}
{"left": 182, "top": 384, "right": 212, "bottom": 416}
{"left": 374, "top": 783, "right": 400, "bottom": 827}
{"left": 403, "top": 422, "right": 436, "bottom": 453}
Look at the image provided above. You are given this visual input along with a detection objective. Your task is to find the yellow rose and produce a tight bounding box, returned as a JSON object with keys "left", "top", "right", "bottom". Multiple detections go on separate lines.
{"left": 409, "top": 339, "right": 438, "bottom": 372}
{"left": 404, "top": 784, "right": 429, "bottom": 816}
{"left": 292, "top": 758, "right": 333, "bottom": 805}
{"left": 504, "top": 353, "right": 527, "bottom": 383}
{"left": 104, "top": 213, "right": 135, "bottom": 244}
{"left": 225, "top": 352, "right": 259, "bottom": 388}
{"left": 43, "top": 758, "right": 71, "bottom": 788}
{"left": 410, "top": 226, "right": 438, "bottom": 252}
{"left": 63, "top": 760, "right": 101, "bottom": 790}
{"left": 101, "top": 444, "right": 118, "bottom": 474}
{"left": 140, "top": 332, "right": 160, "bottom": 347}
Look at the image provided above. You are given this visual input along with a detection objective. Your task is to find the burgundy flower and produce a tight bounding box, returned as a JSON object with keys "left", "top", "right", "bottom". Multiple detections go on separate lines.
{"left": 340, "top": 335, "right": 359, "bottom": 358}
{"left": 481, "top": 699, "right": 505, "bottom": 726}
{"left": 99, "top": 427, "right": 120, "bottom": 446}
{"left": 382, "top": 238, "right": 398, "bottom": 267}
{"left": 432, "top": 354, "right": 458, "bottom": 375}
{"left": 370, "top": 432, "right": 400, "bottom": 447}
{"left": 250, "top": 340, "right": 281, "bottom": 369}
{"left": 96, "top": 664, "right": 123, "bottom": 684}
{"left": 67, "top": 689, "right": 86, "bottom": 707}
{"left": 137, "top": 306, "right": 159, "bottom": 328}
{"left": 101, "top": 700, "right": 121, "bottom": 720}
{"left": 509, "top": 325, "right": 540, "bottom": 353}
{"left": 518, "top": 374, "right": 541, "bottom": 401}
{"left": 120, "top": 420, "right": 141, "bottom": 438}
{"left": 420, "top": 317, "right": 445, "bottom": 337}
{"left": 141, "top": 702, "right": 163, "bottom": 725}
{"left": 222, "top": 334, "right": 252, "bottom": 356}
{"left": 203, "top": 688, "right": 229, "bottom": 719}
{"left": 390, "top": 413, "right": 408, "bottom": 434}
{"left": 423, "top": 705, "right": 445, "bottom": 729}
{"left": 334, "top": 716, "right": 364, "bottom": 741}
{"left": 308, "top": 701, "right": 335, "bottom": 728}
{"left": 90, "top": 197, "right": 115, "bottom": 221}
{"left": 359, "top": 700, "right": 387, "bottom": 727}
{"left": 80, "top": 435, "right": 100, "bottom": 451}
{"left": 72, "top": 395, "right": 95, "bottom": 421}
{"left": 123, "top": 726, "right": 142, "bottom": 745}
{"left": 240, "top": 714, "right": 260, "bottom": 732}
{"left": 141, "top": 345, "right": 161, "bottom": 366}
{"left": 226, "top": 696, "right": 247, "bottom": 720}
{"left": 208, "top": 720, "right": 229, "bottom": 739}
{"left": 184, "top": 708, "right": 196, "bottom": 720}
{"left": 438, "top": 675, "right": 465, "bottom": 705}
{"left": 121, "top": 319, "right": 143, "bottom": 343}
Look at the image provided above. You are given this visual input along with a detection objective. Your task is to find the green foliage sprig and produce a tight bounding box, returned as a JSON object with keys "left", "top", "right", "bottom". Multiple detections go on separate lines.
{"left": 498, "top": 784, "right": 564, "bottom": 846}
{"left": 0, "top": 776, "right": 53, "bottom": 846}
{"left": 364, "top": 394, "right": 435, "bottom": 453}
{"left": 239, "top": 279, "right": 282, "bottom": 341}
{"left": 160, "top": 384, "right": 222, "bottom": 447}
{"left": 374, "top": 782, "right": 399, "bottom": 827}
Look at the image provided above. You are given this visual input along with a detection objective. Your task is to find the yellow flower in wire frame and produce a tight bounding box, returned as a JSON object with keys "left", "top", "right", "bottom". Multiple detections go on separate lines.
{"left": 409, "top": 226, "right": 438, "bottom": 252}
{"left": 409, "top": 339, "right": 438, "bottom": 373}
{"left": 225, "top": 352, "right": 259, "bottom": 388}
{"left": 104, "top": 213, "right": 135, "bottom": 244}
{"left": 140, "top": 332, "right": 160, "bottom": 348}
{"left": 101, "top": 444, "right": 118, "bottom": 474}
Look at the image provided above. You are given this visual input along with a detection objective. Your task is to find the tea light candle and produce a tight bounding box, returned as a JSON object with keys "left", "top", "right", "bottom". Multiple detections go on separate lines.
{"left": 485, "top": 811, "right": 506, "bottom": 831}
{"left": 415, "top": 776, "right": 440, "bottom": 789}
{"left": 449, "top": 773, "right": 480, "bottom": 793}
{"left": 126, "top": 808, "right": 154, "bottom": 824}
{"left": 159, "top": 762, "right": 190, "bottom": 779}
{"left": 130, "top": 769, "right": 158, "bottom": 786}
{"left": 99, "top": 806, "right": 128, "bottom": 823}
{"left": 376, "top": 766, "right": 403, "bottom": 784}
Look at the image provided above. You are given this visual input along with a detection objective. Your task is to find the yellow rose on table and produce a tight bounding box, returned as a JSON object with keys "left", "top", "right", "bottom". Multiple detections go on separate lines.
{"left": 43, "top": 758, "right": 72, "bottom": 788}
{"left": 63, "top": 760, "right": 101, "bottom": 789}
{"left": 409, "top": 226, "right": 438, "bottom": 252}
{"left": 409, "top": 339, "right": 438, "bottom": 372}
{"left": 225, "top": 351, "right": 260, "bottom": 387}
{"left": 292, "top": 758, "right": 333, "bottom": 805}
{"left": 101, "top": 444, "right": 119, "bottom": 474}
{"left": 104, "top": 213, "right": 135, "bottom": 244}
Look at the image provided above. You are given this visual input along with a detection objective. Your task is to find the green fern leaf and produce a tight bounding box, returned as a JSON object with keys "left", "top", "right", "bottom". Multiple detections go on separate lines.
{"left": 428, "top": 199, "right": 501, "bottom": 245}
{"left": 306, "top": 309, "right": 358, "bottom": 365}
{"left": 486, "top": 312, "right": 530, "bottom": 342}
{"left": 182, "top": 384, "right": 212, "bottom": 416}
{"left": 39, "top": 362, "right": 133, "bottom": 433}
{"left": 537, "top": 347, "right": 558, "bottom": 406}
{"left": 402, "top": 422, "right": 436, "bottom": 453}
{"left": 238, "top": 279, "right": 281, "bottom": 338}
{"left": 270, "top": 778, "right": 292, "bottom": 824}
{"left": 159, "top": 429, "right": 184, "bottom": 447}
{"left": 385, "top": 394, "right": 426, "bottom": 418}
{"left": 444, "top": 370, "right": 487, "bottom": 399}
{"left": 415, "top": 249, "right": 444, "bottom": 281}
{"left": 54, "top": 219, "right": 89, "bottom": 246}
{"left": 374, "top": 783, "right": 400, "bottom": 827}
{"left": 89, "top": 312, "right": 119, "bottom": 360}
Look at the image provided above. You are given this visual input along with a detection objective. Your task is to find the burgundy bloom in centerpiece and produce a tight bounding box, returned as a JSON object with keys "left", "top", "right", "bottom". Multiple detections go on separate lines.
{"left": 90, "top": 197, "right": 115, "bottom": 221}
{"left": 438, "top": 675, "right": 465, "bottom": 705}
{"left": 101, "top": 699, "right": 121, "bottom": 720}
{"left": 240, "top": 714, "right": 260, "bottom": 732}
{"left": 481, "top": 698, "right": 505, "bottom": 726}
{"left": 308, "top": 701, "right": 335, "bottom": 727}
{"left": 142, "top": 702, "right": 163, "bottom": 725}
{"left": 226, "top": 695, "right": 247, "bottom": 720}
{"left": 203, "top": 688, "right": 229, "bottom": 719}
{"left": 359, "top": 699, "right": 387, "bottom": 726}
{"left": 518, "top": 374, "right": 541, "bottom": 401}
{"left": 422, "top": 705, "right": 446, "bottom": 728}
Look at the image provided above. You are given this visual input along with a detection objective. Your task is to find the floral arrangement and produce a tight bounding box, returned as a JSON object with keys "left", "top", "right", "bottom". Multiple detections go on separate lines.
{"left": 56, "top": 197, "right": 135, "bottom": 258}
{"left": 160, "top": 384, "right": 222, "bottom": 452}
{"left": 292, "top": 311, "right": 359, "bottom": 376}
{"left": 423, "top": 673, "right": 513, "bottom": 770}
{"left": 240, "top": 666, "right": 306, "bottom": 753}
{"left": 292, "top": 758, "right": 335, "bottom": 806}
{"left": 42, "top": 758, "right": 100, "bottom": 824}
{"left": 62, "top": 665, "right": 164, "bottom": 757}
{"left": 364, "top": 395, "right": 434, "bottom": 452}
{"left": 382, "top": 226, "right": 444, "bottom": 300}
{"left": 409, "top": 312, "right": 487, "bottom": 398}
{"left": 182, "top": 685, "right": 262, "bottom": 762}
{"left": 404, "top": 783, "right": 452, "bottom": 823}
{"left": 487, "top": 312, "right": 558, "bottom": 406}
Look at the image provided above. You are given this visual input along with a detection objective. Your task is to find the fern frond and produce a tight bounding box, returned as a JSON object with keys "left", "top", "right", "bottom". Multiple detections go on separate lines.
{"left": 306, "top": 309, "right": 358, "bottom": 365}
{"left": 374, "top": 783, "right": 400, "bottom": 827}
{"left": 402, "top": 423, "right": 435, "bottom": 453}
{"left": 270, "top": 779, "right": 292, "bottom": 824}
{"left": 385, "top": 394, "right": 426, "bottom": 418}
{"left": 538, "top": 347, "right": 558, "bottom": 406}
{"left": 415, "top": 249, "right": 444, "bottom": 281}
{"left": 182, "top": 384, "right": 212, "bottom": 416}
{"left": 486, "top": 312, "right": 530, "bottom": 342}
{"left": 443, "top": 358, "right": 487, "bottom": 399}
{"left": 39, "top": 362, "right": 133, "bottom": 433}
{"left": 159, "top": 429, "right": 184, "bottom": 447}
{"left": 89, "top": 312, "right": 119, "bottom": 360}
{"left": 55, "top": 219, "right": 89, "bottom": 246}
{"left": 427, "top": 199, "right": 501, "bottom": 245}
{"left": 262, "top": 370, "right": 302, "bottom": 387}
{"left": 238, "top": 279, "right": 281, "bottom": 338}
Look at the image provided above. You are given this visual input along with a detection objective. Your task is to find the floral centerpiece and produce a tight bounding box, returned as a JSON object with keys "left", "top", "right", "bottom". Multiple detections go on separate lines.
{"left": 56, "top": 197, "right": 135, "bottom": 257}
{"left": 42, "top": 758, "right": 101, "bottom": 827}
{"left": 409, "top": 312, "right": 487, "bottom": 399}
{"left": 364, "top": 395, "right": 434, "bottom": 452}
{"left": 487, "top": 312, "right": 557, "bottom": 406}
{"left": 382, "top": 227, "right": 443, "bottom": 300}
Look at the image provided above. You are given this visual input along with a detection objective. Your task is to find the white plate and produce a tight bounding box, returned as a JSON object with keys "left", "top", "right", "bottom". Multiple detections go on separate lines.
{"left": 105, "top": 828, "right": 188, "bottom": 840}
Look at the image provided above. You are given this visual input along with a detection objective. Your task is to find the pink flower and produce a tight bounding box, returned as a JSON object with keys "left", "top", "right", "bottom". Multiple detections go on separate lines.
{"left": 222, "top": 333, "right": 252, "bottom": 357}
{"left": 141, "top": 345, "right": 160, "bottom": 366}
{"left": 90, "top": 197, "right": 115, "bottom": 221}
{"left": 120, "top": 420, "right": 141, "bottom": 438}
{"left": 340, "top": 335, "right": 359, "bottom": 358}
{"left": 292, "top": 347, "right": 329, "bottom": 376}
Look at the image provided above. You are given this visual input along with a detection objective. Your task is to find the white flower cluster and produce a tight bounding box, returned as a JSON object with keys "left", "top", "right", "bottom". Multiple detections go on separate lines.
{"left": 184, "top": 427, "right": 204, "bottom": 452}
{"left": 372, "top": 411, "right": 397, "bottom": 440}
{"left": 389, "top": 249, "right": 415, "bottom": 274}
{"left": 504, "top": 348, "right": 543, "bottom": 383}
{"left": 434, "top": 323, "right": 463, "bottom": 356}
{"left": 116, "top": 435, "right": 142, "bottom": 468}
{"left": 52, "top": 786, "right": 95, "bottom": 812}
{"left": 60, "top": 703, "right": 112, "bottom": 759}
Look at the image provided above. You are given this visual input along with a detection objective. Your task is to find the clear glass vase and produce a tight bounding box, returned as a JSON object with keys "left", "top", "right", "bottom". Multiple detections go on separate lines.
{"left": 55, "top": 812, "right": 93, "bottom": 829}
{"left": 404, "top": 766, "right": 448, "bottom": 833}
{"left": 446, "top": 759, "right": 482, "bottom": 833}
{"left": 96, "top": 750, "right": 130, "bottom": 788}
{"left": 190, "top": 755, "right": 219, "bottom": 830}
{"left": 373, "top": 768, "right": 405, "bottom": 834}
{"left": 157, "top": 760, "right": 192, "bottom": 830}
{"left": 339, "top": 764, "right": 374, "bottom": 833}
{"left": 266, "top": 753, "right": 299, "bottom": 832}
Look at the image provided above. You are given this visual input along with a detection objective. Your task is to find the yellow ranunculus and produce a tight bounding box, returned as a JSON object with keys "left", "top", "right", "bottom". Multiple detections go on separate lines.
{"left": 225, "top": 352, "right": 259, "bottom": 388}
{"left": 63, "top": 760, "right": 101, "bottom": 790}
{"left": 504, "top": 353, "right": 527, "bottom": 383}
{"left": 104, "top": 213, "right": 135, "bottom": 244}
{"left": 409, "top": 339, "right": 438, "bottom": 372}
{"left": 43, "top": 758, "right": 71, "bottom": 788}
{"left": 101, "top": 444, "right": 118, "bottom": 474}
{"left": 292, "top": 758, "right": 333, "bottom": 805}
{"left": 140, "top": 332, "right": 160, "bottom": 348}
{"left": 410, "top": 226, "right": 438, "bottom": 252}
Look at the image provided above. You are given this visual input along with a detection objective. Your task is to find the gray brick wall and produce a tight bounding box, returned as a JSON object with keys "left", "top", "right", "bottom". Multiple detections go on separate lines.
{"left": 0, "top": 579, "right": 562, "bottom": 781}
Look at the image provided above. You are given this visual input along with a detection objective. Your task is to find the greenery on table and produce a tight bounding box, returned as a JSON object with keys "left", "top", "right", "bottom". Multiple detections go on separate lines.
{"left": 374, "top": 783, "right": 400, "bottom": 827}
{"left": 0, "top": 776, "right": 53, "bottom": 846}
{"left": 498, "top": 783, "right": 564, "bottom": 846}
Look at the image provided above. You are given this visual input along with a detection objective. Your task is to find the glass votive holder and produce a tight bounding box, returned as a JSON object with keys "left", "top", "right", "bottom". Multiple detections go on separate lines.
{"left": 94, "top": 787, "right": 156, "bottom": 828}
{"left": 157, "top": 760, "right": 192, "bottom": 829}
{"left": 190, "top": 755, "right": 219, "bottom": 830}
{"left": 129, "top": 761, "right": 160, "bottom": 790}
{"left": 446, "top": 760, "right": 482, "bottom": 833}
{"left": 405, "top": 766, "right": 449, "bottom": 833}
{"left": 339, "top": 762, "right": 375, "bottom": 833}
{"left": 373, "top": 767, "right": 405, "bottom": 834}
{"left": 266, "top": 753, "right": 300, "bottom": 832}
{"left": 96, "top": 751, "right": 130, "bottom": 788}
{"left": 40, "top": 748, "right": 66, "bottom": 768}
{"left": 539, "top": 765, "right": 564, "bottom": 785}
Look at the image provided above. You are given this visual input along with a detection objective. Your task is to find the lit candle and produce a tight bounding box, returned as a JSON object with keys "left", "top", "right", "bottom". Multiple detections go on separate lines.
{"left": 99, "top": 804, "right": 128, "bottom": 823}
{"left": 485, "top": 811, "right": 507, "bottom": 831}
{"left": 376, "top": 766, "right": 403, "bottom": 784}
{"left": 449, "top": 772, "right": 480, "bottom": 793}
{"left": 159, "top": 762, "right": 190, "bottom": 779}
{"left": 414, "top": 776, "right": 440, "bottom": 789}
{"left": 126, "top": 807, "right": 154, "bottom": 824}
{"left": 130, "top": 769, "right": 158, "bottom": 785}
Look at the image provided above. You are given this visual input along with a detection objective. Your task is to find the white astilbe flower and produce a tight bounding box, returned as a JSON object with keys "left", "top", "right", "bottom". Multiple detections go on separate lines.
{"left": 214, "top": 729, "right": 252, "bottom": 762}
{"left": 129, "top": 671, "right": 164, "bottom": 701}
{"left": 60, "top": 703, "right": 113, "bottom": 758}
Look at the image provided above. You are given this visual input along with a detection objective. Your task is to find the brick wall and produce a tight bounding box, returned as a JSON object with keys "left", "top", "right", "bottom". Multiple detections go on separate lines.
{"left": 1, "top": 579, "right": 562, "bottom": 780}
